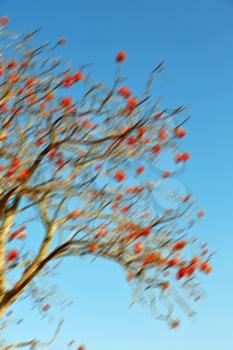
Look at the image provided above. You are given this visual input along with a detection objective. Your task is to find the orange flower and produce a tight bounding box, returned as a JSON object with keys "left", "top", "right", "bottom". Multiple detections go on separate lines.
{"left": 27, "top": 96, "right": 37, "bottom": 104}
{"left": 137, "top": 126, "right": 147, "bottom": 137}
{"left": 88, "top": 242, "right": 98, "bottom": 253}
{"left": 134, "top": 243, "right": 143, "bottom": 254}
{"left": 127, "top": 271, "right": 135, "bottom": 282}
{"left": 68, "top": 210, "right": 81, "bottom": 219}
{"left": 44, "top": 92, "right": 54, "bottom": 102}
{"left": 8, "top": 74, "right": 19, "bottom": 83}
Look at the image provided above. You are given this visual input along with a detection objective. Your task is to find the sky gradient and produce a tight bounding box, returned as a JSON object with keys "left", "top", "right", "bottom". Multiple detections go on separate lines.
{"left": 0, "top": 0, "right": 233, "bottom": 349}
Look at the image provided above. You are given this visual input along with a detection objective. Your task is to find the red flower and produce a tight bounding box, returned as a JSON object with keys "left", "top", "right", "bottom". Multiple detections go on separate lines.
{"left": 182, "top": 194, "right": 190, "bottom": 202}
{"left": 182, "top": 152, "right": 191, "bottom": 161}
{"left": 118, "top": 86, "right": 131, "bottom": 98}
{"left": 0, "top": 17, "right": 9, "bottom": 25}
{"left": 151, "top": 144, "right": 162, "bottom": 154}
{"left": 136, "top": 166, "right": 145, "bottom": 175}
{"left": 143, "top": 253, "right": 156, "bottom": 265}
{"left": 114, "top": 171, "right": 126, "bottom": 182}
{"left": 18, "top": 169, "right": 31, "bottom": 181}
{"left": 190, "top": 256, "right": 199, "bottom": 266}
{"left": 162, "top": 171, "right": 170, "bottom": 178}
{"left": 116, "top": 193, "right": 123, "bottom": 201}
{"left": 77, "top": 346, "right": 85, "bottom": 350}
{"left": 6, "top": 249, "right": 18, "bottom": 262}
{"left": 57, "top": 37, "right": 66, "bottom": 45}
{"left": 161, "top": 282, "right": 170, "bottom": 290}
{"left": 60, "top": 97, "right": 73, "bottom": 108}
{"left": 55, "top": 159, "right": 65, "bottom": 167}
{"left": 127, "top": 136, "right": 138, "bottom": 145}
{"left": 37, "top": 139, "right": 45, "bottom": 147}
{"left": 154, "top": 112, "right": 163, "bottom": 120}
{"left": 168, "top": 257, "right": 179, "bottom": 267}
{"left": 174, "top": 127, "right": 186, "bottom": 138}
{"left": 73, "top": 71, "right": 84, "bottom": 82}
{"left": 172, "top": 240, "right": 187, "bottom": 251}
{"left": 174, "top": 154, "right": 183, "bottom": 163}
{"left": 127, "top": 97, "right": 137, "bottom": 111}
{"left": 25, "top": 77, "right": 37, "bottom": 87}
{"left": 201, "top": 249, "right": 208, "bottom": 256}
{"left": 142, "top": 226, "right": 151, "bottom": 236}
{"left": 197, "top": 209, "right": 204, "bottom": 218}
{"left": 111, "top": 203, "right": 119, "bottom": 211}
{"left": 169, "top": 319, "right": 180, "bottom": 329}
{"left": 7, "top": 61, "right": 18, "bottom": 70}
{"left": 116, "top": 51, "right": 127, "bottom": 62}
{"left": 200, "top": 261, "right": 212, "bottom": 274}
{"left": 42, "top": 304, "right": 51, "bottom": 312}
{"left": 95, "top": 228, "right": 106, "bottom": 239}
{"left": 134, "top": 243, "right": 143, "bottom": 254}
{"left": 185, "top": 265, "right": 196, "bottom": 277}
{"left": 121, "top": 205, "right": 130, "bottom": 214}
{"left": 62, "top": 76, "right": 74, "bottom": 88}
{"left": 176, "top": 267, "right": 187, "bottom": 280}
{"left": 95, "top": 164, "right": 103, "bottom": 171}
{"left": 11, "top": 159, "right": 20, "bottom": 169}
{"left": 158, "top": 128, "right": 167, "bottom": 141}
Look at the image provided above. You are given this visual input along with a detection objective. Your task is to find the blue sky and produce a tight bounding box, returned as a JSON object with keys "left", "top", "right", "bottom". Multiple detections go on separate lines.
{"left": 1, "top": 0, "right": 233, "bottom": 349}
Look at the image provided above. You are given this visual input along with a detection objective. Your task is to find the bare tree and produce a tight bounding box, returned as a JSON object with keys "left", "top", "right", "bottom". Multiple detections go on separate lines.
{"left": 0, "top": 16, "right": 212, "bottom": 349}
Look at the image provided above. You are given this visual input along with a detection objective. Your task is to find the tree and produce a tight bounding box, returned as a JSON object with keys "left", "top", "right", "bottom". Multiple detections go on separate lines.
{"left": 0, "top": 17, "right": 212, "bottom": 349}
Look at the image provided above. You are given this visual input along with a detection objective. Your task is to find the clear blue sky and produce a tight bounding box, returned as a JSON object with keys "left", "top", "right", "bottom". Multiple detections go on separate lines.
{"left": 1, "top": 0, "right": 233, "bottom": 349}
